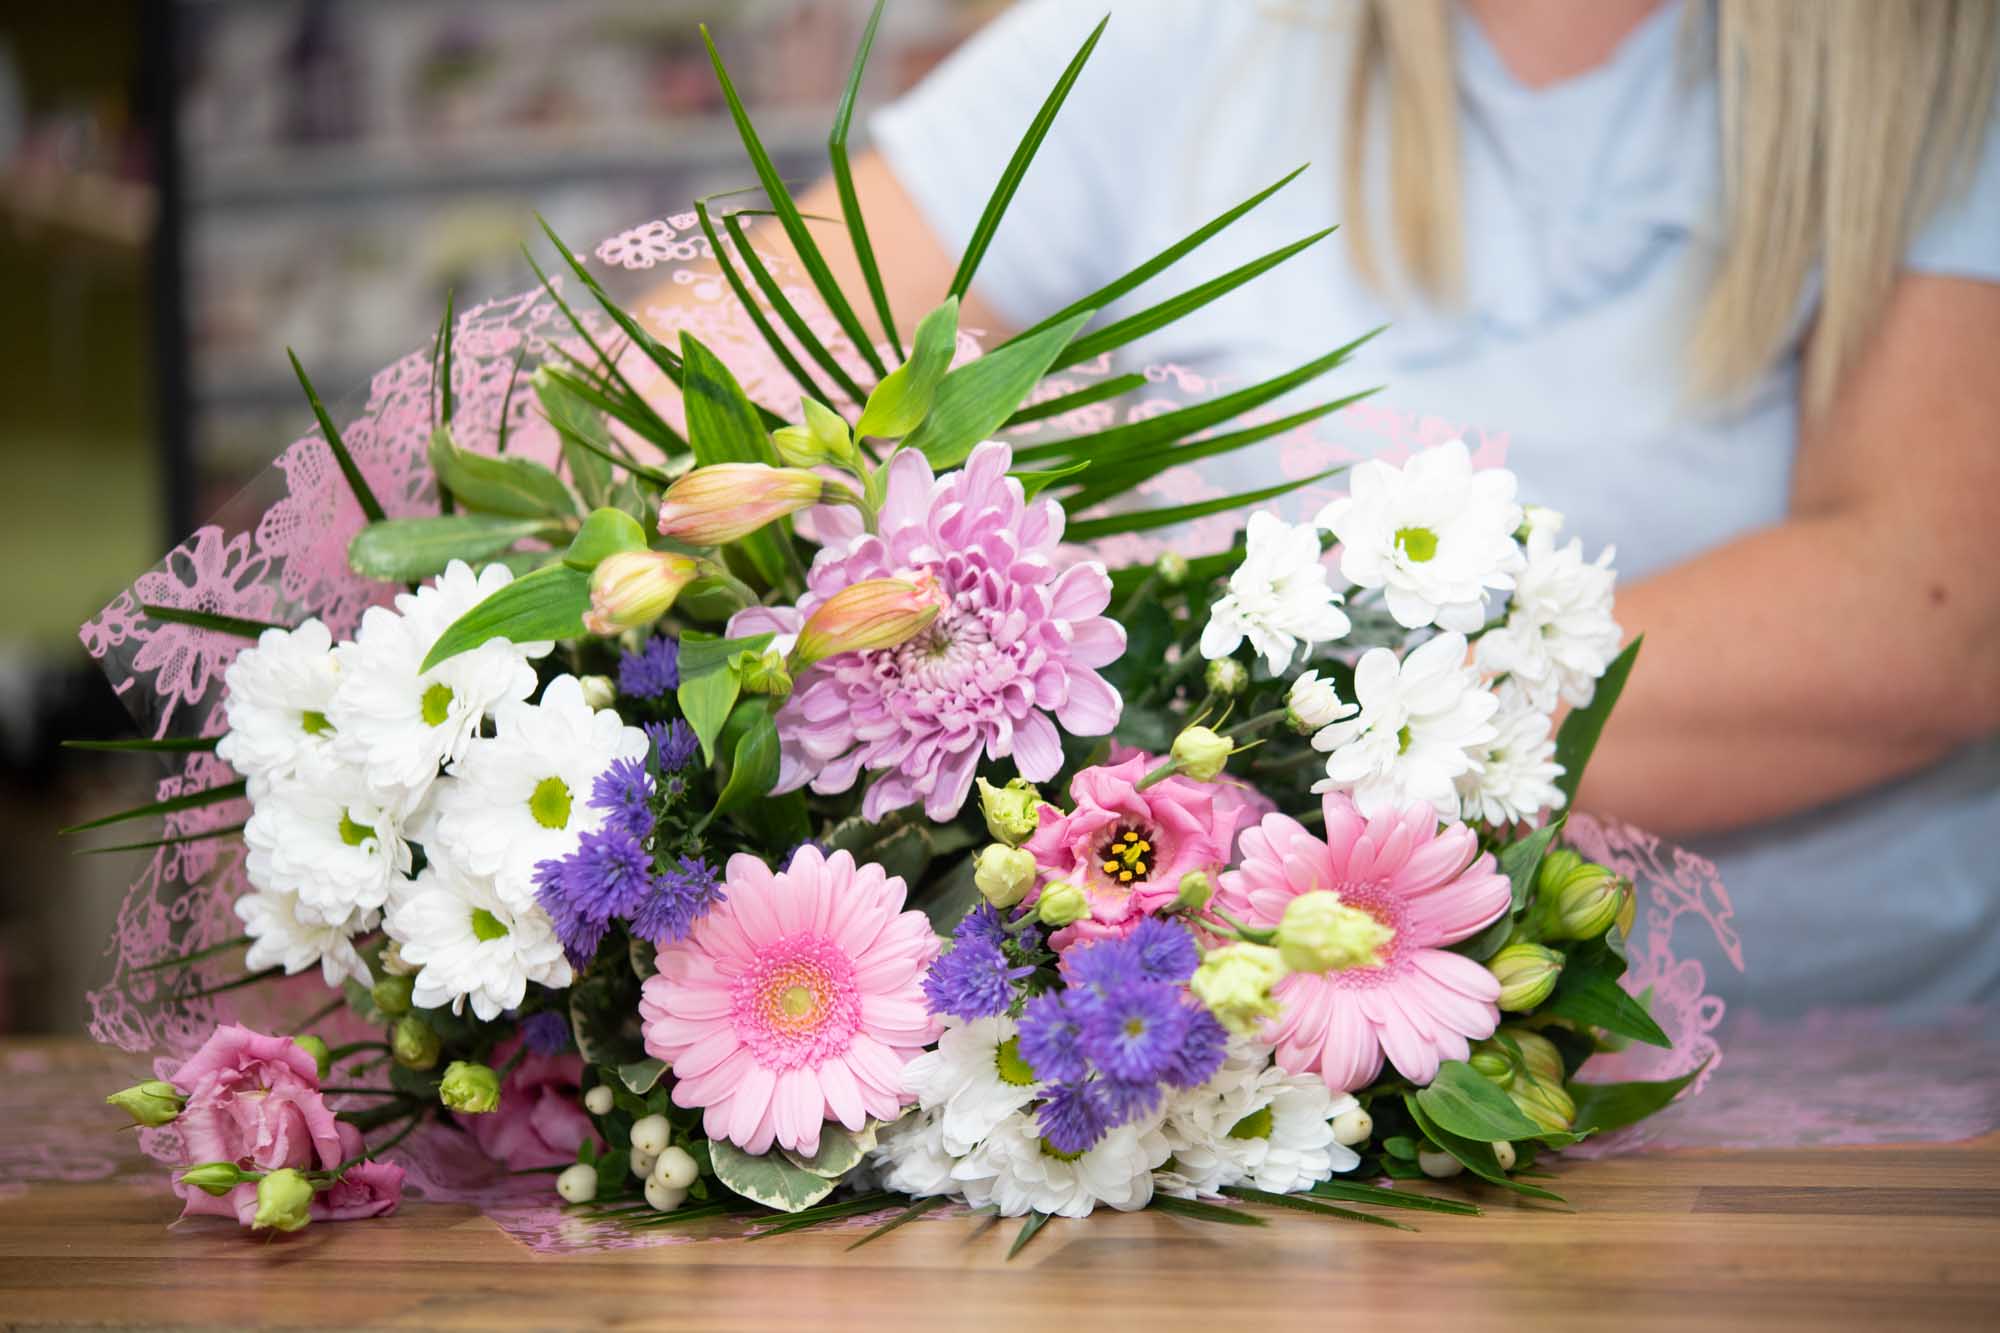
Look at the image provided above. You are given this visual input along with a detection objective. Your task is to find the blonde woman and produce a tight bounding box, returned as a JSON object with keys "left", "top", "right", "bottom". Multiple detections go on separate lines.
{"left": 719, "top": 0, "right": 1999, "bottom": 1013}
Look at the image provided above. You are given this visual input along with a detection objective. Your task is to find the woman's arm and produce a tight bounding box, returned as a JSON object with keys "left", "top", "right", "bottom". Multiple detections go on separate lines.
{"left": 1579, "top": 273, "right": 2000, "bottom": 836}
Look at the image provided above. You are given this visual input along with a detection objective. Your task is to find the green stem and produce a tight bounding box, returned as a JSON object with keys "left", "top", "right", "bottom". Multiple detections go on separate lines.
{"left": 1201, "top": 906, "right": 1278, "bottom": 946}
{"left": 1134, "top": 756, "right": 1180, "bottom": 791}
{"left": 339, "top": 1113, "right": 422, "bottom": 1171}
{"left": 1113, "top": 572, "right": 1159, "bottom": 624}
{"left": 291, "top": 995, "right": 346, "bottom": 1036}
{"left": 325, "top": 1041, "right": 391, "bottom": 1063}
{"left": 174, "top": 967, "right": 285, "bottom": 1002}
{"left": 129, "top": 934, "right": 251, "bottom": 975}
{"left": 1224, "top": 707, "right": 1289, "bottom": 739}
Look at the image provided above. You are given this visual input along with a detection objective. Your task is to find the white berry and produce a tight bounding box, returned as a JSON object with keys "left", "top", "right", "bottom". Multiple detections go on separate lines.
{"left": 1491, "top": 1140, "right": 1518, "bottom": 1171}
{"left": 630, "top": 1114, "right": 670, "bottom": 1156}
{"left": 629, "top": 1149, "right": 658, "bottom": 1179}
{"left": 644, "top": 1177, "right": 688, "bottom": 1212}
{"left": 1417, "top": 1148, "right": 1464, "bottom": 1179}
{"left": 1330, "top": 1107, "right": 1374, "bottom": 1147}
{"left": 652, "top": 1145, "right": 699, "bottom": 1190}
{"left": 556, "top": 1163, "right": 599, "bottom": 1204}
{"left": 583, "top": 1086, "right": 615, "bottom": 1116}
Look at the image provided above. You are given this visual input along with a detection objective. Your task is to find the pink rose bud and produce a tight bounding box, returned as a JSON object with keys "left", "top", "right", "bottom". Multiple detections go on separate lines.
{"left": 655, "top": 464, "right": 825, "bottom": 546}
{"left": 794, "top": 576, "right": 946, "bottom": 666}
{"left": 585, "top": 551, "right": 699, "bottom": 636}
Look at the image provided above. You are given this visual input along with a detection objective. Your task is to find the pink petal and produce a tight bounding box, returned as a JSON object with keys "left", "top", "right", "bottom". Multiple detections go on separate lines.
{"left": 1055, "top": 669, "right": 1121, "bottom": 736}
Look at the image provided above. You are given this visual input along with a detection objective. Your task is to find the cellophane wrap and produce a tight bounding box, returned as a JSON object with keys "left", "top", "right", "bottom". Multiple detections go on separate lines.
{"left": 65, "top": 211, "right": 1761, "bottom": 1250}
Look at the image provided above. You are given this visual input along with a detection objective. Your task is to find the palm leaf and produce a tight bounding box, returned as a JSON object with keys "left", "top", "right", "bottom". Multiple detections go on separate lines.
{"left": 1065, "top": 467, "right": 1339, "bottom": 542}
{"left": 1147, "top": 1194, "right": 1268, "bottom": 1227}
{"left": 1000, "top": 373, "right": 1146, "bottom": 428}
{"left": 720, "top": 208, "right": 869, "bottom": 405}
{"left": 140, "top": 604, "right": 291, "bottom": 639}
{"left": 691, "top": 199, "right": 836, "bottom": 408}
{"left": 60, "top": 780, "right": 249, "bottom": 835}
{"left": 1007, "top": 1210, "right": 1053, "bottom": 1260}
{"left": 519, "top": 245, "right": 686, "bottom": 452}
{"left": 1223, "top": 1185, "right": 1417, "bottom": 1231}
{"left": 62, "top": 736, "right": 220, "bottom": 754}
{"left": 76, "top": 823, "right": 247, "bottom": 856}
{"left": 828, "top": 0, "right": 903, "bottom": 359}
{"left": 845, "top": 1194, "right": 949, "bottom": 1251}
{"left": 287, "top": 350, "right": 385, "bottom": 523}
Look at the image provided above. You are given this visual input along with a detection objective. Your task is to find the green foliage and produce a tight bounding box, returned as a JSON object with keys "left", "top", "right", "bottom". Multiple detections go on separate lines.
{"left": 678, "top": 332, "right": 796, "bottom": 589}
{"left": 288, "top": 349, "right": 385, "bottom": 523}
{"left": 855, "top": 298, "right": 959, "bottom": 440}
{"left": 710, "top": 700, "right": 782, "bottom": 824}
{"left": 567, "top": 967, "right": 646, "bottom": 1068}
{"left": 707, "top": 1139, "right": 841, "bottom": 1213}
{"left": 427, "top": 426, "right": 580, "bottom": 519}
{"left": 1402, "top": 1094, "right": 1566, "bottom": 1202}
{"left": 59, "top": 780, "right": 248, "bottom": 835}
{"left": 348, "top": 515, "right": 554, "bottom": 583}
{"left": 1570, "top": 1061, "right": 1708, "bottom": 1135}
{"left": 534, "top": 369, "right": 620, "bottom": 508}
{"left": 902, "top": 312, "right": 1094, "bottom": 468}
{"left": 675, "top": 630, "right": 774, "bottom": 763}
{"left": 137, "top": 604, "right": 289, "bottom": 640}
{"left": 778, "top": 1122, "right": 876, "bottom": 1179}
{"left": 1415, "top": 1060, "right": 1548, "bottom": 1143}
{"left": 419, "top": 563, "right": 592, "bottom": 672}
{"left": 1539, "top": 937, "right": 1671, "bottom": 1048}
{"left": 1065, "top": 468, "right": 1340, "bottom": 543}
{"left": 1458, "top": 817, "right": 1567, "bottom": 962}
{"left": 562, "top": 507, "right": 648, "bottom": 571}
{"left": 615, "top": 1058, "right": 668, "bottom": 1096}
{"left": 1554, "top": 637, "right": 1641, "bottom": 808}
{"left": 828, "top": 0, "right": 903, "bottom": 359}
{"left": 1223, "top": 1185, "right": 1415, "bottom": 1231}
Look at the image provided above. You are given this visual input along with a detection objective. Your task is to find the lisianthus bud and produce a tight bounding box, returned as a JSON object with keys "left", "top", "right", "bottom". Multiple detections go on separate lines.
{"left": 794, "top": 576, "right": 945, "bottom": 667}
{"left": 978, "top": 777, "right": 1042, "bottom": 846}
{"left": 1537, "top": 851, "right": 1624, "bottom": 941}
{"left": 656, "top": 464, "right": 825, "bottom": 546}
{"left": 973, "top": 845, "right": 1038, "bottom": 909}
{"left": 1276, "top": 891, "right": 1394, "bottom": 974}
{"left": 1035, "top": 881, "right": 1089, "bottom": 927}
{"left": 439, "top": 1061, "right": 501, "bottom": 1114}
{"left": 106, "top": 1079, "right": 184, "bottom": 1128}
{"left": 293, "top": 1035, "right": 332, "bottom": 1081}
{"left": 1509, "top": 1074, "right": 1577, "bottom": 1134}
{"left": 577, "top": 674, "right": 617, "bottom": 710}
{"left": 1154, "top": 551, "right": 1190, "bottom": 586}
{"left": 1487, "top": 942, "right": 1564, "bottom": 1011}
{"left": 1204, "top": 658, "right": 1247, "bottom": 696}
{"left": 1171, "top": 725, "right": 1233, "bottom": 781}
{"left": 391, "top": 1015, "right": 441, "bottom": 1071}
{"left": 252, "top": 1167, "right": 315, "bottom": 1233}
{"left": 1190, "top": 943, "right": 1288, "bottom": 1034}
{"left": 179, "top": 1161, "right": 248, "bottom": 1197}
{"left": 585, "top": 550, "right": 699, "bottom": 637}
{"left": 371, "top": 972, "right": 415, "bottom": 1016}
{"left": 1174, "top": 871, "right": 1213, "bottom": 912}
{"left": 1286, "top": 669, "right": 1349, "bottom": 734}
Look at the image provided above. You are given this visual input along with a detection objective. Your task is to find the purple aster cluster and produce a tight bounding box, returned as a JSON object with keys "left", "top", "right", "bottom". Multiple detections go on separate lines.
{"left": 645, "top": 719, "right": 700, "bottom": 774}
{"left": 922, "top": 904, "right": 1036, "bottom": 1021}
{"left": 519, "top": 1009, "right": 572, "bottom": 1056}
{"left": 1015, "top": 918, "right": 1226, "bottom": 1154}
{"left": 618, "top": 635, "right": 680, "bottom": 700}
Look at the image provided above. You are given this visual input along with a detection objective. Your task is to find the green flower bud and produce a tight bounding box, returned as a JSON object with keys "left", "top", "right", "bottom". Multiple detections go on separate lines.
{"left": 577, "top": 674, "right": 617, "bottom": 711}
{"left": 772, "top": 396, "right": 857, "bottom": 469}
{"left": 293, "top": 1035, "right": 332, "bottom": 1082}
{"left": 391, "top": 1015, "right": 441, "bottom": 1071}
{"left": 1035, "top": 881, "right": 1089, "bottom": 927}
{"left": 1486, "top": 942, "right": 1565, "bottom": 1012}
{"left": 371, "top": 973, "right": 415, "bottom": 1017}
{"left": 977, "top": 777, "right": 1043, "bottom": 847}
{"left": 1468, "top": 1049, "right": 1515, "bottom": 1085}
{"left": 1536, "top": 851, "right": 1623, "bottom": 941}
{"left": 252, "top": 1167, "right": 315, "bottom": 1233}
{"left": 1203, "top": 658, "right": 1247, "bottom": 697}
{"left": 738, "top": 648, "right": 793, "bottom": 700}
{"left": 1276, "top": 891, "right": 1393, "bottom": 974}
{"left": 1173, "top": 871, "right": 1213, "bottom": 912}
{"left": 1614, "top": 879, "right": 1637, "bottom": 940}
{"left": 178, "top": 1161, "right": 249, "bottom": 1197}
{"left": 973, "top": 844, "right": 1038, "bottom": 910}
{"left": 1154, "top": 551, "right": 1190, "bottom": 586}
{"left": 105, "top": 1079, "right": 184, "bottom": 1128}
{"left": 1189, "top": 943, "right": 1288, "bottom": 1035}
{"left": 439, "top": 1061, "right": 502, "bottom": 1114}
{"left": 1508, "top": 1074, "right": 1577, "bottom": 1134}
{"left": 1170, "top": 725, "right": 1233, "bottom": 782}
{"left": 1496, "top": 1026, "right": 1566, "bottom": 1084}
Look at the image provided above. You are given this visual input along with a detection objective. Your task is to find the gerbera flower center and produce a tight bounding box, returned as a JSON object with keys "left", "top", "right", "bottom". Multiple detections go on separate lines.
{"left": 729, "top": 931, "right": 863, "bottom": 1071}
{"left": 1097, "top": 826, "right": 1154, "bottom": 885}
{"left": 420, "top": 681, "right": 455, "bottom": 727}
{"left": 300, "top": 709, "right": 333, "bottom": 736}
{"left": 528, "top": 776, "right": 572, "bottom": 830}
{"left": 994, "top": 1036, "right": 1038, "bottom": 1087}
{"left": 1394, "top": 525, "right": 1439, "bottom": 563}
{"left": 469, "top": 907, "right": 509, "bottom": 942}
{"left": 337, "top": 811, "right": 373, "bottom": 848}
{"left": 1228, "top": 1106, "right": 1274, "bottom": 1140}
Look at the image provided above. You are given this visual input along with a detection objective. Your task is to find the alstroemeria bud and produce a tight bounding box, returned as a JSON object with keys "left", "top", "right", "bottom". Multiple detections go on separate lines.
{"left": 978, "top": 777, "right": 1042, "bottom": 846}
{"left": 106, "top": 1079, "right": 184, "bottom": 1128}
{"left": 771, "top": 397, "right": 857, "bottom": 469}
{"left": 1035, "top": 881, "right": 1089, "bottom": 927}
{"left": 1487, "top": 942, "right": 1564, "bottom": 1011}
{"left": 1614, "top": 879, "right": 1637, "bottom": 939}
{"left": 656, "top": 464, "right": 825, "bottom": 546}
{"left": 1276, "top": 891, "right": 1393, "bottom": 974}
{"left": 1496, "top": 1027, "right": 1565, "bottom": 1084}
{"left": 1537, "top": 851, "right": 1624, "bottom": 941}
{"left": 1190, "top": 943, "right": 1288, "bottom": 1034}
{"left": 1204, "top": 658, "right": 1247, "bottom": 696}
{"left": 1286, "top": 670, "right": 1349, "bottom": 734}
{"left": 585, "top": 550, "right": 699, "bottom": 637}
{"left": 252, "top": 1168, "right": 316, "bottom": 1233}
{"left": 293, "top": 1035, "right": 332, "bottom": 1081}
{"left": 1509, "top": 1074, "right": 1577, "bottom": 1134}
{"left": 793, "top": 576, "right": 945, "bottom": 667}
{"left": 738, "top": 648, "right": 793, "bottom": 699}
{"left": 1170, "top": 725, "right": 1233, "bottom": 781}
{"left": 1468, "top": 1048, "right": 1515, "bottom": 1085}
{"left": 973, "top": 845, "right": 1038, "bottom": 909}
{"left": 179, "top": 1161, "right": 250, "bottom": 1197}
{"left": 439, "top": 1061, "right": 501, "bottom": 1114}
{"left": 391, "top": 1015, "right": 441, "bottom": 1071}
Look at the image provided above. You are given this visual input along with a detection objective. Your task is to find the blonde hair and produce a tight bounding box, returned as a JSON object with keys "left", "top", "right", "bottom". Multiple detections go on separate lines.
{"left": 1342, "top": 0, "right": 2000, "bottom": 410}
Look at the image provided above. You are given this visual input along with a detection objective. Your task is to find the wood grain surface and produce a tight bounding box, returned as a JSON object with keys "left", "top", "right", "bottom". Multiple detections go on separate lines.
{"left": 4, "top": 1038, "right": 1996, "bottom": 1331}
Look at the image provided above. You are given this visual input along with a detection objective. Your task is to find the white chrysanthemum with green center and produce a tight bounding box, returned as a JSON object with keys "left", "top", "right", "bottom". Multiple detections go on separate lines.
{"left": 215, "top": 618, "right": 343, "bottom": 799}
{"left": 900, "top": 1015, "right": 1043, "bottom": 1156}
{"left": 236, "top": 887, "right": 376, "bottom": 989}
{"left": 1158, "top": 1048, "right": 1361, "bottom": 1198}
{"left": 1200, "top": 511, "right": 1352, "bottom": 675}
{"left": 243, "top": 755, "right": 411, "bottom": 925}
{"left": 421, "top": 674, "right": 649, "bottom": 913}
{"left": 1456, "top": 685, "right": 1568, "bottom": 825}
{"left": 1474, "top": 519, "right": 1622, "bottom": 711}
{"left": 384, "top": 851, "right": 572, "bottom": 1021}
{"left": 950, "top": 1108, "right": 1170, "bottom": 1219}
{"left": 1310, "top": 632, "right": 1500, "bottom": 820}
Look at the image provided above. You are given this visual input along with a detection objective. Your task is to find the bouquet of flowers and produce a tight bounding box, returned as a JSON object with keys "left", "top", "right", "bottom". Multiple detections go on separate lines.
{"left": 77, "top": 6, "right": 1728, "bottom": 1251}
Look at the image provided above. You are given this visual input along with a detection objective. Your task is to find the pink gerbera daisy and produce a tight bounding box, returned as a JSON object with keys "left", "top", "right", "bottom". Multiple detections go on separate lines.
{"left": 639, "top": 846, "right": 941, "bottom": 1156}
{"left": 1214, "top": 793, "right": 1512, "bottom": 1091}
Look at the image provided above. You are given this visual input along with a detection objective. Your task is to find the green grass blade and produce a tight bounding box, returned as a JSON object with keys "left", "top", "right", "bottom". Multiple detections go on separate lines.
{"left": 77, "top": 823, "right": 247, "bottom": 856}
{"left": 1223, "top": 1185, "right": 1417, "bottom": 1231}
{"left": 829, "top": 0, "right": 902, "bottom": 360}
{"left": 1000, "top": 373, "right": 1147, "bottom": 428}
{"left": 60, "top": 780, "right": 249, "bottom": 835}
{"left": 743, "top": 1191, "right": 900, "bottom": 1240}
{"left": 692, "top": 199, "right": 835, "bottom": 408}
{"left": 950, "top": 15, "right": 1109, "bottom": 301}
{"left": 720, "top": 209, "right": 869, "bottom": 406}
{"left": 1051, "top": 227, "right": 1336, "bottom": 372}
{"left": 1065, "top": 467, "right": 1340, "bottom": 543}
{"left": 702, "top": 24, "right": 889, "bottom": 379}
{"left": 1006, "top": 1210, "right": 1053, "bottom": 1260}
{"left": 538, "top": 356, "right": 686, "bottom": 462}
{"left": 845, "top": 1193, "right": 948, "bottom": 1250}
{"left": 1004, "top": 163, "right": 1310, "bottom": 347}
{"left": 518, "top": 244, "right": 688, "bottom": 453}
{"left": 495, "top": 344, "right": 529, "bottom": 453}
{"left": 434, "top": 289, "right": 457, "bottom": 511}
{"left": 127, "top": 934, "right": 251, "bottom": 973}
{"left": 1306, "top": 1180, "right": 1482, "bottom": 1215}
{"left": 288, "top": 350, "right": 385, "bottom": 523}
{"left": 139, "top": 604, "right": 291, "bottom": 639}
{"left": 1147, "top": 1194, "right": 1268, "bottom": 1227}
{"left": 62, "top": 736, "right": 220, "bottom": 754}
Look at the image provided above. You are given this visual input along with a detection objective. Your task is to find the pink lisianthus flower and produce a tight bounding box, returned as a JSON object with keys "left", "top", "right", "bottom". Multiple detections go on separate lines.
{"left": 639, "top": 846, "right": 940, "bottom": 1156}
{"left": 312, "top": 1123, "right": 405, "bottom": 1221}
{"left": 1106, "top": 742, "right": 1276, "bottom": 858}
{"left": 728, "top": 441, "right": 1125, "bottom": 822}
{"left": 456, "top": 1037, "right": 599, "bottom": 1171}
{"left": 1215, "top": 794, "right": 1513, "bottom": 1090}
{"left": 169, "top": 1024, "right": 345, "bottom": 1226}
{"left": 1023, "top": 754, "right": 1242, "bottom": 948}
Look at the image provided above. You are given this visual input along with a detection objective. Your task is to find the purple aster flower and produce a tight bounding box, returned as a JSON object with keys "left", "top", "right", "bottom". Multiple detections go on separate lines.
{"left": 1080, "top": 979, "right": 1194, "bottom": 1083}
{"left": 519, "top": 1010, "right": 571, "bottom": 1056}
{"left": 590, "top": 756, "right": 655, "bottom": 838}
{"left": 921, "top": 933, "right": 1030, "bottom": 1022}
{"left": 1091, "top": 1076, "right": 1164, "bottom": 1127}
{"left": 727, "top": 441, "right": 1125, "bottom": 823}
{"left": 1037, "top": 1079, "right": 1112, "bottom": 1155}
{"left": 645, "top": 719, "right": 700, "bottom": 773}
{"left": 538, "top": 823, "right": 654, "bottom": 927}
{"left": 1127, "top": 917, "right": 1201, "bottom": 984}
{"left": 618, "top": 635, "right": 680, "bottom": 700}
{"left": 1161, "top": 1003, "right": 1230, "bottom": 1089}
{"left": 630, "top": 855, "right": 724, "bottom": 944}
{"left": 955, "top": 902, "right": 1008, "bottom": 948}
{"left": 1065, "top": 935, "right": 1141, "bottom": 990}
{"left": 1016, "top": 989, "right": 1091, "bottom": 1084}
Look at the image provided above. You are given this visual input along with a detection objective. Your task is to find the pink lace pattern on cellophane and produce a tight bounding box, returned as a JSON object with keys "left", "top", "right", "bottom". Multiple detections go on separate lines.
{"left": 61, "top": 209, "right": 1755, "bottom": 1250}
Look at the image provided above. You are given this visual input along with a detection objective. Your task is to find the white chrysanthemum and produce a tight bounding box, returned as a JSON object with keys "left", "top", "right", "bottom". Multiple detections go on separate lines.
{"left": 236, "top": 888, "right": 375, "bottom": 988}
{"left": 243, "top": 758, "right": 411, "bottom": 925}
{"left": 1158, "top": 1051, "right": 1361, "bottom": 1198}
{"left": 1310, "top": 632, "right": 1500, "bottom": 819}
{"left": 385, "top": 853, "right": 572, "bottom": 1021}
{"left": 1474, "top": 523, "right": 1621, "bottom": 710}
{"left": 1286, "top": 669, "right": 1354, "bottom": 733}
{"left": 1201, "top": 512, "right": 1351, "bottom": 675}
{"left": 950, "top": 1109, "right": 1169, "bottom": 1219}
{"left": 330, "top": 561, "right": 550, "bottom": 815}
{"left": 1457, "top": 690, "right": 1567, "bottom": 826}
{"left": 901, "top": 1016, "right": 1042, "bottom": 1156}
{"left": 420, "top": 675, "right": 649, "bottom": 912}
{"left": 215, "top": 619, "right": 342, "bottom": 798}
{"left": 1316, "top": 440, "right": 1525, "bottom": 633}
{"left": 870, "top": 1111, "right": 961, "bottom": 1199}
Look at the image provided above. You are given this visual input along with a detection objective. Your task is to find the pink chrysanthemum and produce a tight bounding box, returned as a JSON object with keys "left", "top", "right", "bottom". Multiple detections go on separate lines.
{"left": 1215, "top": 794, "right": 1512, "bottom": 1091}
{"left": 639, "top": 846, "right": 941, "bottom": 1156}
{"left": 730, "top": 441, "right": 1124, "bottom": 822}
